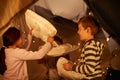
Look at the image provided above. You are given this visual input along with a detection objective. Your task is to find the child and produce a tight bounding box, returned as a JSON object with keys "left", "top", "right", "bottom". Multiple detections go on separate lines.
{"left": 0, "top": 27, "right": 53, "bottom": 80}
{"left": 57, "top": 15, "right": 105, "bottom": 80}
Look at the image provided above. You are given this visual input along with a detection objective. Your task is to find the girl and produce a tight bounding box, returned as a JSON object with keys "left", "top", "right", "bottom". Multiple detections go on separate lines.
{"left": 0, "top": 27, "right": 53, "bottom": 80}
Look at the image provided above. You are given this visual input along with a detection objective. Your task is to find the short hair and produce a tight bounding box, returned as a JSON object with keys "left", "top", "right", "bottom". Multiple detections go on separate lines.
{"left": 78, "top": 15, "right": 100, "bottom": 35}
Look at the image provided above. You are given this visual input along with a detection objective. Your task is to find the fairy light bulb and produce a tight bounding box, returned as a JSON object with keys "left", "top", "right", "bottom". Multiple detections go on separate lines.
{"left": 106, "top": 37, "right": 110, "bottom": 41}
{"left": 24, "top": 31, "right": 26, "bottom": 34}
{"left": 78, "top": 42, "right": 81, "bottom": 46}
{"left": 106, "top": 36, "right": 111, "bottom": 42}
{"left": 33, "top": 40, "right": 35, "bottom": 43}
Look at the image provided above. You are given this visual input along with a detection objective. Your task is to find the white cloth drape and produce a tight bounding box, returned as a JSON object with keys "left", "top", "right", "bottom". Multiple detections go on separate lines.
{"left": 35, "top": 0, "right": 87, "bottom": 22}
{"left": 45, "top": 0, "right": 87, "bottom": 22}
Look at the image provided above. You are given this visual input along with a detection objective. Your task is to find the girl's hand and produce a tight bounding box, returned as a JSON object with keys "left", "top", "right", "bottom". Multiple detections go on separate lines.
{"left": 28, "top": 28, "right": 33, "bottom": 35}
{"left": 47, "top": 36, "right": 54, "bottom": 43}
{"left": 63, "top": 62, "right": 73, "bottom": 71}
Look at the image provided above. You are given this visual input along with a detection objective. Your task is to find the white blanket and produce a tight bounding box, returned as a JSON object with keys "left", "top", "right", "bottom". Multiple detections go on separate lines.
{"left": 25, "top": 9, "right": 57, "bottom": 42}
{"left": 47, "top": 43, "right": 79, "bottom": 57}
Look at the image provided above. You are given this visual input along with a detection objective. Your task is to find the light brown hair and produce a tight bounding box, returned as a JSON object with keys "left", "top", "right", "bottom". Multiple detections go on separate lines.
{"left": 78, "top": 15, "right": 100, "bottom": 35}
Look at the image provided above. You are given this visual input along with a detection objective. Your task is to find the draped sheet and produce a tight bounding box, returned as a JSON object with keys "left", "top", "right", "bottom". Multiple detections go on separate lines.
{"left": 35, "top": 0, "right": 87, "bottom": 22}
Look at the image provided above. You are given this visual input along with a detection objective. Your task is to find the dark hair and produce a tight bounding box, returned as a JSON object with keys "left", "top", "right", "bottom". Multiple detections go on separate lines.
{"left": 0, "top": 27, "right": 21, "bottom": 74}
{"left": 54, "top": 36, "right": 63, "bottom": 45}
{"left": 0, "top": 47, "right": 6, "bottom": 75}
{"left": 78, "top": 15, "right": 100, "bottom": 35}
{"left": 3, "top": 27, "right": 21, "bottom": 47}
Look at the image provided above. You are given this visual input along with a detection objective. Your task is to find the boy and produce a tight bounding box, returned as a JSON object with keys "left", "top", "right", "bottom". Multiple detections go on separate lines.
{"left": 57, "top": 15, "right": 105, "bottom": 80}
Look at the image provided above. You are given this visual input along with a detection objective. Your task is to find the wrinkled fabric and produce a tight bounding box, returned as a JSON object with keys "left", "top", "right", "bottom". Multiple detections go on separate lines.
{"left": 47, "top": 43, "right": 78, "bottom": 57}
{"left": 25, "top": 9, "right": 57, "bottom": 42}
{"left": 44, "top": 0, "right": 87, "bottom": 22}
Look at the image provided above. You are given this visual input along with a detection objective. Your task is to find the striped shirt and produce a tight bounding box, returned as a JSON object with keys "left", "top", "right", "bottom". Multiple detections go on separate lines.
{"left": 72, "top": 39, "right": 104, "bottom": 79}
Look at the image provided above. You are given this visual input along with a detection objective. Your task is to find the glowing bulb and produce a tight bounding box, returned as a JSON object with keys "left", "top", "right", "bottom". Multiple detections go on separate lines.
{"left": 33, "top": 40, "right": 35, "bottom": 43}
{"left": 106, "top": 37, "right": 110, "bottom": 41}
{"left": 78, "top": 42, "right": 81, "bottom": 46}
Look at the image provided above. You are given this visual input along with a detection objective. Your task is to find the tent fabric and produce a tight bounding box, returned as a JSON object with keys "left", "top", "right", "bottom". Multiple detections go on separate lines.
{"left": 0, "top": 0, "right": 37, "bottom": 36}
{"left": 45, "top": 0, "right": 87, "bottom": 22}
{"left": 35, "top": 0, "right": 87, "bottom": 23}
{"left": 84, "top": 0, "right": 120, "bottom": 44}
{"left": 0, "top": 0, "right": 87, "bottom": 36}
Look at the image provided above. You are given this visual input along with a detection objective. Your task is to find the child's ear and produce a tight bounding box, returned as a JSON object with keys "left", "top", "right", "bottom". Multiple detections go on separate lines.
{"left": 86, "top": 27, "right": 91, "bottom": 34}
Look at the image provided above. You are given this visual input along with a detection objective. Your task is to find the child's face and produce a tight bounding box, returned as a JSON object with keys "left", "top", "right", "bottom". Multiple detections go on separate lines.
{"left": 15, "top": 37, "right": 22, "bottom": 47}
{"left": 77, "top": 23, "right": 91, "bottom": 41}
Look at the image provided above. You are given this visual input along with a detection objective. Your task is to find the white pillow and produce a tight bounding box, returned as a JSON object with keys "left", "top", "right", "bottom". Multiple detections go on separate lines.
{"left": 25, "top": 9, "right": 57, "bottom": 42}
{"left": 57, "top": 57, "right": 85, "bottom": 79}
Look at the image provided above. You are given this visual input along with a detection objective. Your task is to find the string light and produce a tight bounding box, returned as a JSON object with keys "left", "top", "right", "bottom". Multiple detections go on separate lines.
{"left": 110, "top": 73, "right": 112, "bottom": 76}
{"left": 106, "top": 36, "right": 111, "bottom": 42}
{"left": 77, "top": 42, "right": 81, "bottom": 46}
{"left": 77, "top": 42, "right": 81, "bottom": 52}
{"left": 106, "top": 37, "right": 110, "bottom": 41}
{"left": 33, "top": 40, "right": 35, "bottom": 43}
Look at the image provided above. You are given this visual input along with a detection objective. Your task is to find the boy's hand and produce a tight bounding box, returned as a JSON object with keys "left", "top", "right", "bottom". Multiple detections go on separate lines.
{"left": 47, "top": 36, "right": 54, "bottom": 43}
{"left": 63, "top": 62, "right": 73, "bottom": 71}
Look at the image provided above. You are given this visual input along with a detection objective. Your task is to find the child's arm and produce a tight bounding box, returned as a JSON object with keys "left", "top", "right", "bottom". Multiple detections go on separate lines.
{"left": 72, "top": 42, "right": 104, "bottom": 75}
{"left": 63, "top": 44, "right": 97, "bottom": 73}
{"left": 14, "top": 36, "right": 54, "bottom": 60}
{"left": 25, "top": 29, "right": 32, "bottom": 50}
{"left": 25, "top": 34, "right": 32, "bottom": 50}
{"left": 63, "top": 59, "right": 81, "bottom": 71}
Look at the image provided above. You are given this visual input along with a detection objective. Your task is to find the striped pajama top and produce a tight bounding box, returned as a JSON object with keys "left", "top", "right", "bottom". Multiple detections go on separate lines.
{"left": 72, "top": 39, "right": 104, "bottom": 79}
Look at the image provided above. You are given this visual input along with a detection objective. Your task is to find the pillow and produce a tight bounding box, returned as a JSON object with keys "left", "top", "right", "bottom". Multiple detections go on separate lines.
{"left": 57, "top": 57, "right": 85, "bottom": 79}
{"left": 25, "top": 9, "right": 57, "bottom": 42}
